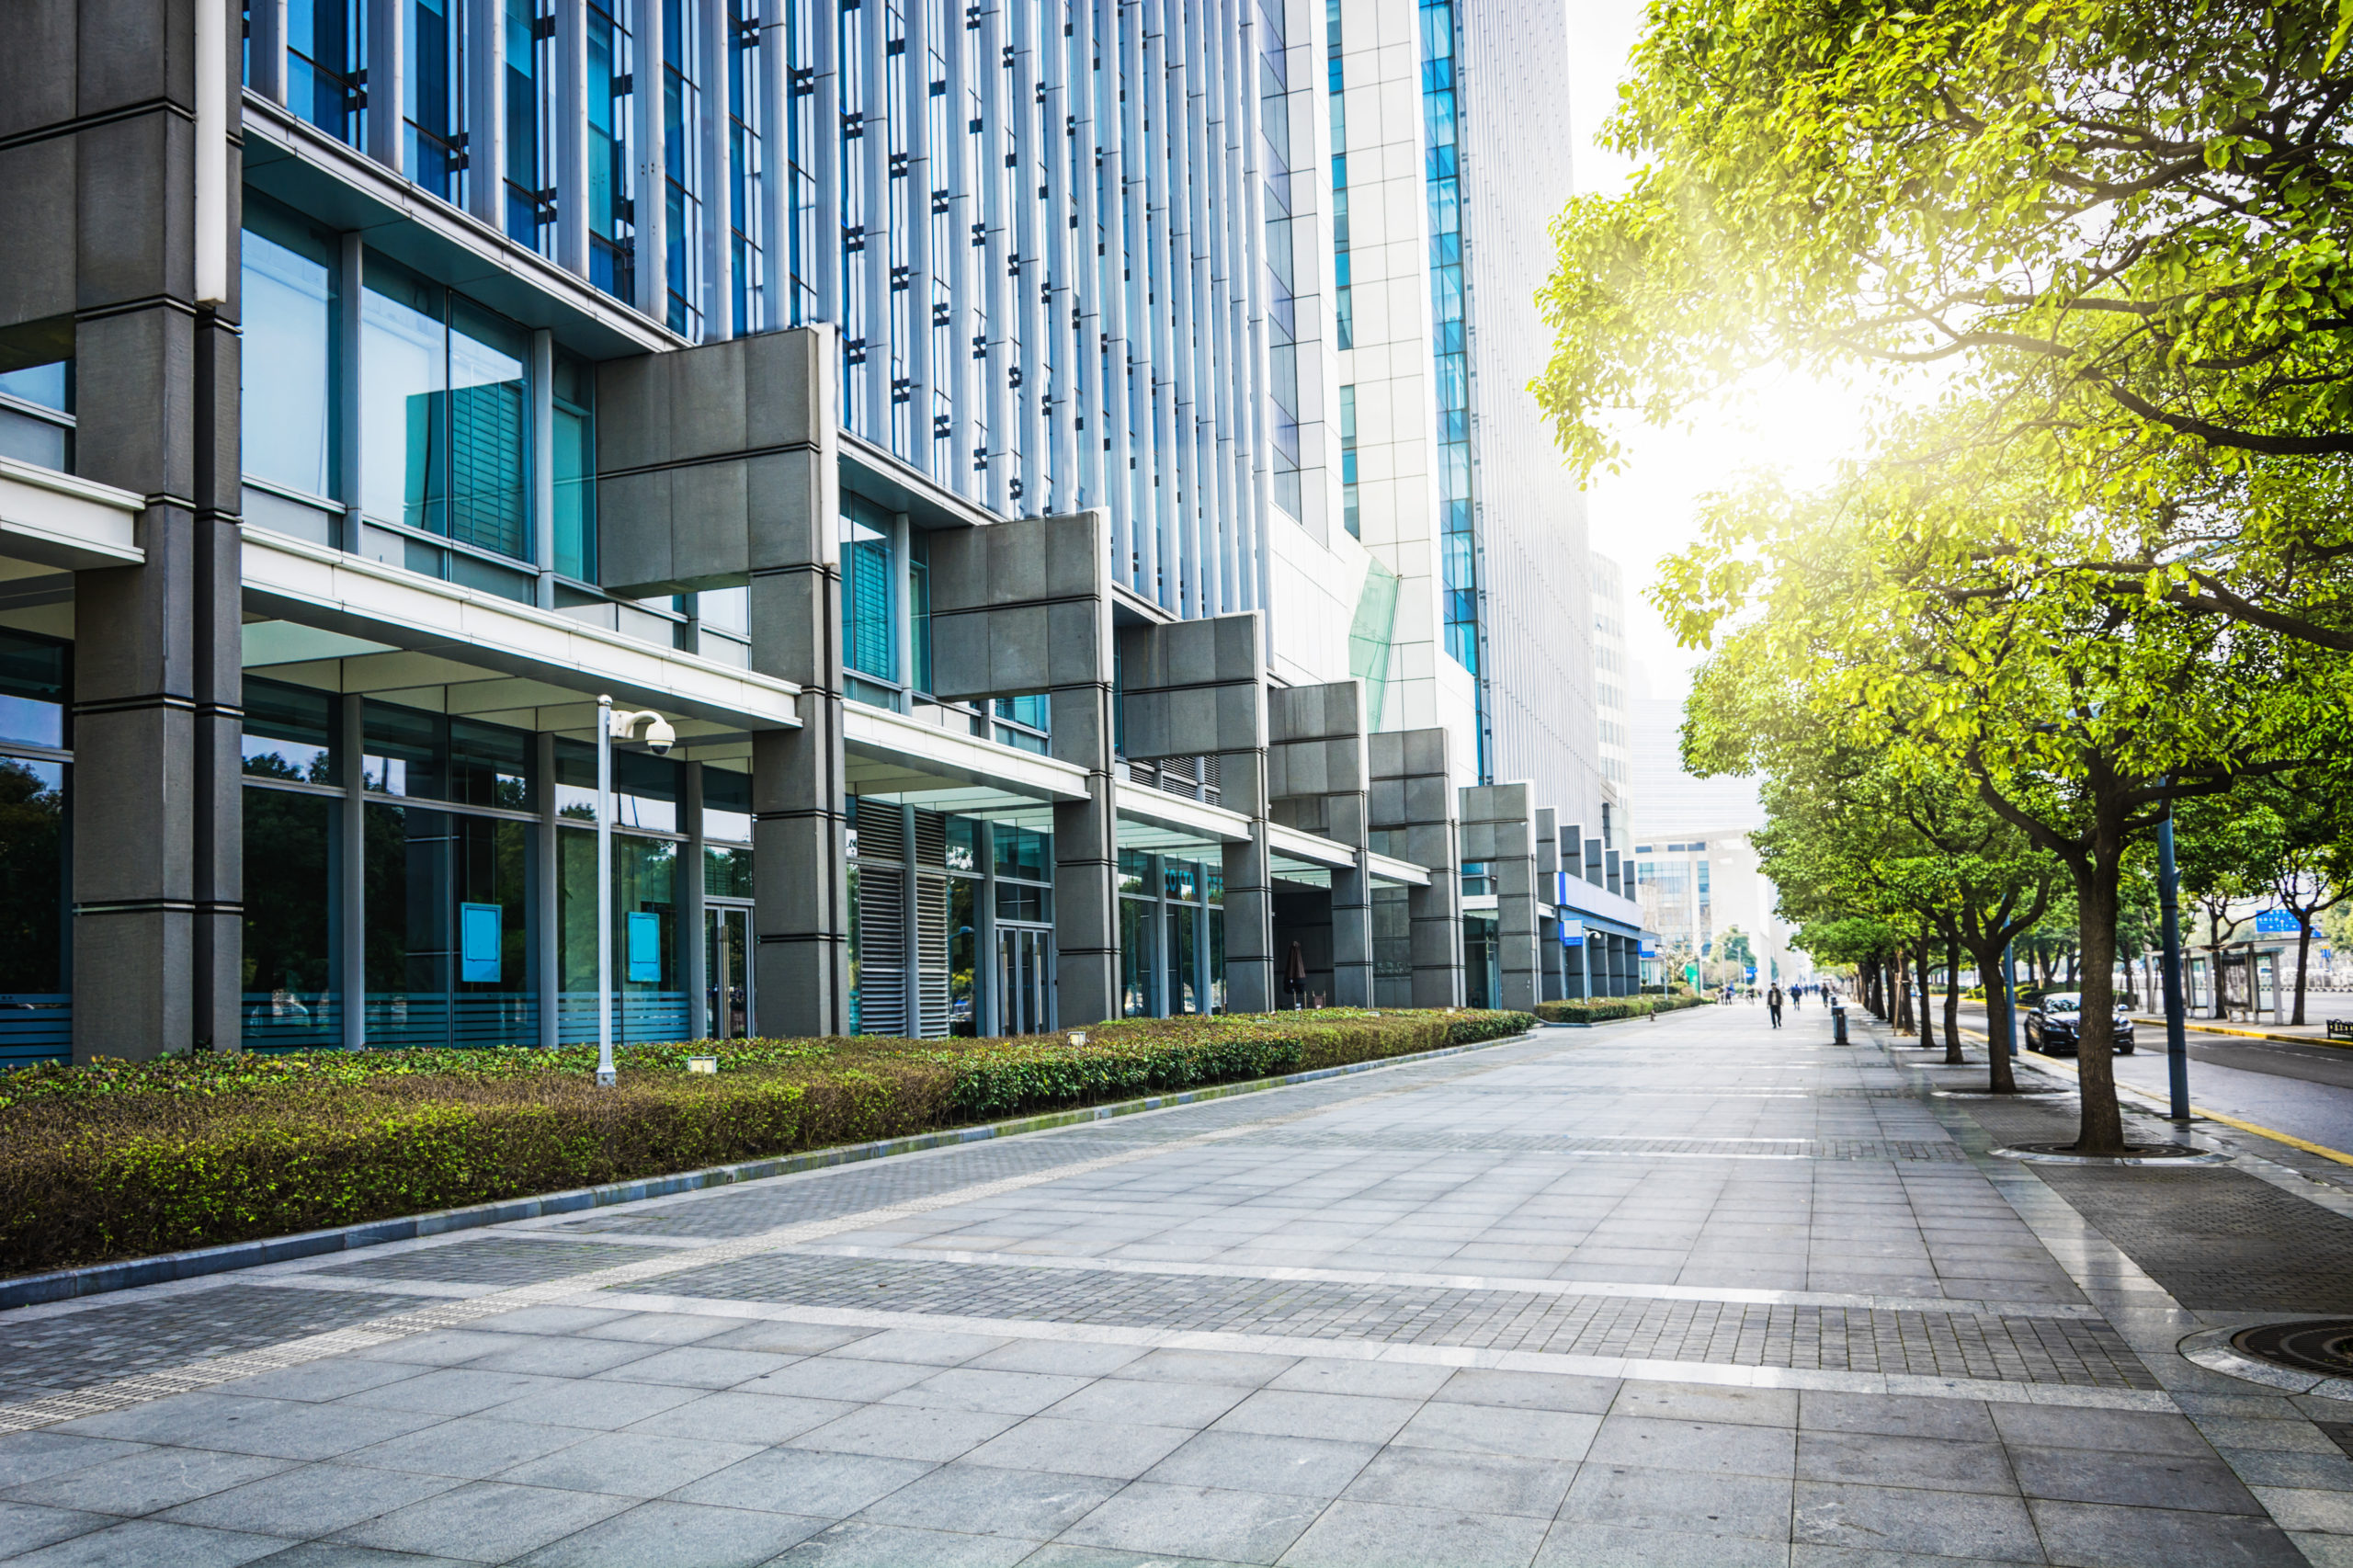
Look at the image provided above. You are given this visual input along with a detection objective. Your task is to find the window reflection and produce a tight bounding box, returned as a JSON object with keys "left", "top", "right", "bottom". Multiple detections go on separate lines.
{"left": 242, "top": 203, "right": 338, "bottom": 500}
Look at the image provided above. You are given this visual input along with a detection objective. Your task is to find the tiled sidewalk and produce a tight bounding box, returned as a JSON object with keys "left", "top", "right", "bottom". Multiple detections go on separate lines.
{"left": 2, "top": 1011, "right": 2350, "bottom": 1564}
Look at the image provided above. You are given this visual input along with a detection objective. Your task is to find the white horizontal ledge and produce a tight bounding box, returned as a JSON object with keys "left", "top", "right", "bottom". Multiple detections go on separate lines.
{"left": 845, "top": 702, "right": 1091, "bottom": 806}
{"left": 0, "top": 456, "right": 143, "bottom": 572}
{"left": 1267, "top": 822, "right": 1359, "bottom": 871}
{"left": 240, "top": 526, "right": 803, "bottom": 732}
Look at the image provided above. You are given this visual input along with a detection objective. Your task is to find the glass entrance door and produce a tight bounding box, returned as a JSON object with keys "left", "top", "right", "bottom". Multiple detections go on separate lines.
{"left": 997, "top": 925, "right": 1053, "bottom": 1036}
{"left": 707, "top": 904, "right": 751, "bottom": 1039}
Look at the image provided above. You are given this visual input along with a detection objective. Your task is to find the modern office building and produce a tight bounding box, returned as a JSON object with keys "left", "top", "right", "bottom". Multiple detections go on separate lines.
{"left": 1633, "top": 829, "right": 1802, "bottom": 985}
{"left": 1591, "top": 551, "right": 1630, "bottom": 798}
{"left": 0, "top": 0, "right": 1645, "bottom": 1066}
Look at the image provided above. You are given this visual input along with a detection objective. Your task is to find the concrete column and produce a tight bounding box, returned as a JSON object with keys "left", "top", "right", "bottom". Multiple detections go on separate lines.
{"left": 682, "top": 761, "right": 708, "bottom": 1039}
{"left": 532, "top": 730, "right": 559, "bottom": 1048}
{"left": 901, "top": 0, "right": 931, "bottom": 474}
{"left": 338, "top": 234, "right": 366, "bottom": 551}
{"left": 38, "top": 0, "right": 243, "bottom": 1062}
{"left": 925, "top": 510, "right": 1120, "bottom": 1026}
{"left": 345, "top": 699, "right": 371, "bottom": 1049}
{"left": 1049, "top": 659, "right": 1120, "bottom": 1028}
{"left": 368, "top": 0, "right": 406, "bottom": 174}
{"left": 699, "top": 0, "right": 732, "bottom": 340}
{"left": 890, "top": 513, "right": 914, "bottom": 710}
{"left": 1536, "top": 808, "right": 1563, "bottom": 1003}
{"left": 1268, "top": 680, "right": 1371, "bottom": 1007}
{"left": 1370, "top": 728, "right": 1462, "bottom": 1010}
{"left": 756, "top": 0, "right": 790, "bottom": 328}
{"left": 1220, "top": 751, "right": 1274, "bottom": 1014}
{"left": 532, "top": 328, "right": 556, "bottom": 606}
{"left": 249, "top": 0, "right": 288, "bottom": 101}
{"left": 556, "top": 0, "right": 590, "bottom": 275}
{"left": 1461, "top": 785, "right": 1538, "bottom": 1013}
{"left": 466, "top": 0, "right": 506, "bottom": 230}
{"left": 592, "top": 325, "right": 849, "bottom": 1038}
{"left": 1117, "top": 614, "right": 1273, "bottom": 1014}
{"left": 633, "top": 0, "right": 667, "bottom": 323}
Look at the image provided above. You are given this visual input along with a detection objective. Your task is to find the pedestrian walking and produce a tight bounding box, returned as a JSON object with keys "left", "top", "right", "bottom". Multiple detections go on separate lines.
{"left": 1767, "top": 984, "right": 1784, "bottom": 1028}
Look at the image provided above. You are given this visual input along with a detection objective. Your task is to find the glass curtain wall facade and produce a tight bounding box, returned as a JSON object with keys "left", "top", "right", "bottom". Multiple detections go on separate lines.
{"left": 0, "top": 632, "right": 69, "bottom": 1068}
{"left": 1420, "top": 0, "right": 1485, "bottom": 780}
{"left": 245, "top": 0, "right": 1282, "bottom": 621}
{"left": 1117, "top": 848, "right": 1223, "bottom": 1018}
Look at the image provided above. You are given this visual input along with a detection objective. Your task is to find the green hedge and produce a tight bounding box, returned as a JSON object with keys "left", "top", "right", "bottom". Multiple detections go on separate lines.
{"left": 0, "top": 1009, "right": 1530, "bottom": 1277}
{"left": 1534, "top": 994, "right": 1713, "bottom": 1025}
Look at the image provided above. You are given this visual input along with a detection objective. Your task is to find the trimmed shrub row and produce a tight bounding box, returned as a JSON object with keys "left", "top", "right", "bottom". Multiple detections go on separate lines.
{"left": 1534, "top": 995, "right": 1714, "bottom": 1026}
{"left": 0, "top": 1009, "right": 1530, "bottom": 1278}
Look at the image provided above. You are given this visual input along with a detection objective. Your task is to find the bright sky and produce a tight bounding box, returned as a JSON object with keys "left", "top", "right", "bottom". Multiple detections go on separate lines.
{"left": 1557, "top": 0, "right": 1888, "bottom": 702}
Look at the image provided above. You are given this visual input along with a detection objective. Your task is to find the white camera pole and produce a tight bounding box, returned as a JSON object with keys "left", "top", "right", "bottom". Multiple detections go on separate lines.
{"left": 595, "top": 697, "right": 676, "bottom": 1088}
{"left": 597, "top": 694, "right": 615, "bottom": 1086}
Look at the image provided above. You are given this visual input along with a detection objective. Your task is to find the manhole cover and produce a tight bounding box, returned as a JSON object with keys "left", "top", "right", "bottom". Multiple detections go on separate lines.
{"left": 2234, "top": 1321, "right": 2353, "bottom": 1379}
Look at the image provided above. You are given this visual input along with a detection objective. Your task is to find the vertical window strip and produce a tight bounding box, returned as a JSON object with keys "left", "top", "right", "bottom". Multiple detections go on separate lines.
{"left": 1420, "top": 0, "right": 1485, "bottom": 778}
{"left": 730, "top": 0, "right": 766, "bottom": 332}
{"left": 662, "top": 0, "right": 704, "bottom": 336}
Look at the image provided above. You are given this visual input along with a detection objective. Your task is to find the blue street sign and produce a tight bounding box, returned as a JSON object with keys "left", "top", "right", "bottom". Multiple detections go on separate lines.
{"left": 460, "top": 903, "right": 502, "bottom": 983}
{"left": 1560, "top": 918, "right": 1585, "bottom": 949}
{"left": 626, "top": 911, "right": 662, "bottom": 983}
{"left": 1745, "top": 965, "right": 1756, "bottom": 982}
{"left": 1640, "top": 936, "right": 1658, "bottom": 957}
{"left": 2255, "top": 909, "right": 2300, "bottom": 935}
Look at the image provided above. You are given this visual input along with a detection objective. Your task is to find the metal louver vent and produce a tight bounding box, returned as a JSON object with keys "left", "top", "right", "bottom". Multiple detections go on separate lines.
{"left": 854, "top": 799, "right": 905, "bottom": 864}
{"left": 857, "top": 866, "right": 908, "bottom": 1035}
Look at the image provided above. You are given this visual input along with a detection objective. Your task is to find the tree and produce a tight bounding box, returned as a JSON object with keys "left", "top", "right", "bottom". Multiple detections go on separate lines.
{"left": 1688, "top": 654, "right": 2063, "bottom": 1091}
{"left": 1718, "top": 927, "right": 1756, "bottom": 973}
{"left": 1534, "top": 0, "right": 2353, "bottom": 657}
{"left": 1660, "top": 447, "right": 2340, "bottom": 1153}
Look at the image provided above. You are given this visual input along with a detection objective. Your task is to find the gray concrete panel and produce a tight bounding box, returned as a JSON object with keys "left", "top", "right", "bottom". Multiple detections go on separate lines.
{"left": 1370, "top": 727, "right": 1461, "bottom": 1011}
{"left": 78, "top": 112, "right": 190, "bottom": 311}
{"left": 0, "top": 0, "right": 77, "bottom": 140}
{"left": 0, "top": 139, "right": 76, "bottom": 328}
{"left": 80, "top": 0, "right": 195, "bottom": 116}
{"left": 597, "top": 330, "right": 830, "bottom": 597}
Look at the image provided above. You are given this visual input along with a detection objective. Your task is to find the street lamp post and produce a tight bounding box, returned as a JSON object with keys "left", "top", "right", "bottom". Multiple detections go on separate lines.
{"left": 2001, "top": 940, "right": 2020, "bottom": 1059}
{"left": 596, "top": 695, "right": 676, "bottom": 1087}
{"left": 2157, "top": 805, "right": 2191, "bottom": 1120}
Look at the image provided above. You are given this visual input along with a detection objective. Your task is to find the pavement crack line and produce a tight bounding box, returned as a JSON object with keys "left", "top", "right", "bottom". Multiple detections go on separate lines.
{"left": 0, "top": 1049, "right": 1514, "bottom": 1437}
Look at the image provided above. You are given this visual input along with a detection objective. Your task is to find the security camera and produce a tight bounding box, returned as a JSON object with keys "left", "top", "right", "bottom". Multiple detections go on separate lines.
{"left": 644, "top": 717, "right": 676, "bottom": 756}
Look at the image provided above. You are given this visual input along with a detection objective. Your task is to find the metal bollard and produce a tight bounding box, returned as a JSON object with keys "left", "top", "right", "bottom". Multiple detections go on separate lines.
{"left": 1831, "top": 1003, "right": 1848, "bottom": 1045}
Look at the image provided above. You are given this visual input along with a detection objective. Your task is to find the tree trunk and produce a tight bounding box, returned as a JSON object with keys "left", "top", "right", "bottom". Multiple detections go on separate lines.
{"left": 1967, "top": 933, "right": 2019, "bottom": 1093}
{"left": 2072, "top": 829, "right": 2129, "bottom": 1156}
{"left": 2295, "top": 915, "right": 2313, "bottom": 1027}
{"left": 1893, "top": 949, "right": 1915, "bottom": 1031}
{"left": 1943, "top": 937, "right": 1964, "bottom": 1064}
{"left": 1915, "top": 944, "right": 1935, "bottom": 1046}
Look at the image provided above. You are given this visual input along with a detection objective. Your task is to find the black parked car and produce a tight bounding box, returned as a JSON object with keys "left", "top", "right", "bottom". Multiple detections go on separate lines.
{"left": 2023, "top": 993, "right": 2136, "bottom": 1055}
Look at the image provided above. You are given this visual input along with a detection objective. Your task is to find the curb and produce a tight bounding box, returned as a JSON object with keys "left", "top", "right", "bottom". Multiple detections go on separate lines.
{"left": 0, "top": 1028, "right": 1539, "bottom": 1312}
{"left": 2179, "top": 1326, "right": 2353, "bottom": 1402}
{"left": 2127, "top": 1016, "right": 2353, "bottom": 1051}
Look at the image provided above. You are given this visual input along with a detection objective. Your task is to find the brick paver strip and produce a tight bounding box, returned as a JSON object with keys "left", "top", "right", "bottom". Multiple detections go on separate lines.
{"left": 2032, "top": 1163, "right": 2353, "bottom": 1312}
{"left": 622, "top": 1250, "right": 2156, "bottom": 1388}
{"left": 0, "top": 1283, "right": 440, "bottom": 1406}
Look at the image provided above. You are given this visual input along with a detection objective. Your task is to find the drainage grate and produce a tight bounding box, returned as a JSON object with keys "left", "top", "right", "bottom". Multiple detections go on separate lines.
{"left": 2234, "top": 1320, "right": 2353, "bottom": 1379}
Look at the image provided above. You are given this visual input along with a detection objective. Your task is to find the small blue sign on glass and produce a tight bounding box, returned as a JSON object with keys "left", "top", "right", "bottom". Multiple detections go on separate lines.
{"left": 460, "top": 903, "right": 502, "bottom": 983}
{"left": 1559, "top": 918, "right": 1585, "bottom": 949}
{"left": 626, "top": 911, "right": 663, "bottom": 983}
{"left": 1640, "top": 936, "right": 1658, "bottom": 957}
{"left": 2255, "top": 909, "right": 2300, "bottom": 935}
